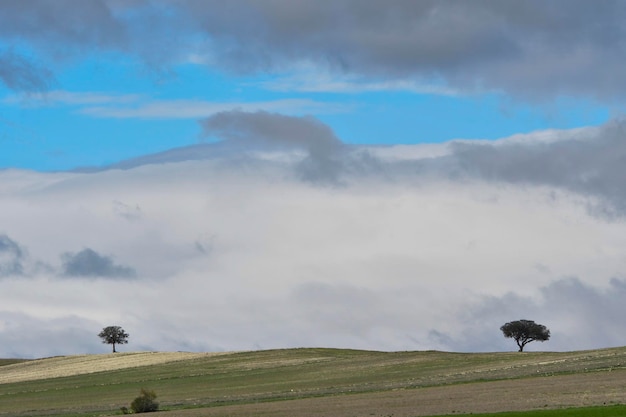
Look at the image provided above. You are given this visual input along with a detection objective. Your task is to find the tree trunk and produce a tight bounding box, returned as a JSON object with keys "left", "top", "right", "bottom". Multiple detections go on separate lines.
{"left": 113, "top": 343, "right": 116, "bottom": 353}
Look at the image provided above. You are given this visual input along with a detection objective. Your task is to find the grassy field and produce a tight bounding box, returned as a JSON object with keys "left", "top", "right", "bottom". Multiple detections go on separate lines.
{"left": 1, "top": 347, "right": 626, "bottom": 416}
{"left": 0, "top": 359, "right": 28, "bottom": 367}
{"left": 437, "top": 405, "right": 626, "bottom": 417}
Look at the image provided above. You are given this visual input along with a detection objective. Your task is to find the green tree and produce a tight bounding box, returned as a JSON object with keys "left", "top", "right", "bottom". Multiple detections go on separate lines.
{"left": 500, "top": 319, "right": 550, "bottom": 352}
{"left": 98, "top": 326, "right": 129, "bottom": 353}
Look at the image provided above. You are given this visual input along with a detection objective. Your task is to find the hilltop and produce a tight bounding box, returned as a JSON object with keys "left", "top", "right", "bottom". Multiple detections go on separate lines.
{"left": 1, "top": 347, "right": 626, "bottom": 416}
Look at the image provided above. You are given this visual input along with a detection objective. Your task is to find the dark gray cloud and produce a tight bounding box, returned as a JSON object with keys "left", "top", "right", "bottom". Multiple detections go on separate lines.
{"left": 0, "top": 50, "right": 54, "bottom": 92}
{"left": 0, "top": 0, "right": 125, "bottom": 91}
{"left": 201, "top": 110, "right": 344, "bottom": 182}
{"left": 201, "top": 110, "right": 341, "bottom": 152}
{"left": 0, "top": 234, "right": 25, "bottom": 277}
{"left": 444, "top": 119, "right": 626, "bottom": 217}
{"left": 0, "top": 0, "right": 125, "bottom": 47}
{"left": 181, "top": 0, "right": 626, "bottom": 100}
{"left": 0, "top": 0, "right": 178, "bottom": 91}
{"left": 61, "top": 248, "right": 135, "bottom": 279}
{"left": 2, "top": 1, "right": 626, "bottom": 100}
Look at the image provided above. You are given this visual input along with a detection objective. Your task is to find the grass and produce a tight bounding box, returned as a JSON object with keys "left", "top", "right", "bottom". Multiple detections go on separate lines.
{"left": 437, "top": 404, "right": 626, "bottom": 417}
{"left": 0, "top": 358, "right": 29, "bottom": 367}
{"left": 1, "top": 347, "right": 626, "bottom": 416}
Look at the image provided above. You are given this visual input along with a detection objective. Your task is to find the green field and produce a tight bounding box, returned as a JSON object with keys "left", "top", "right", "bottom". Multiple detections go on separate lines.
{"left": 1, "top": 347, "right": 626, "bottom": 416}
{"left": 441, "top": 405, "right": 626, "bottom": 417}
{"left": 0, "top": 359, "right": 27, "bottom": 367}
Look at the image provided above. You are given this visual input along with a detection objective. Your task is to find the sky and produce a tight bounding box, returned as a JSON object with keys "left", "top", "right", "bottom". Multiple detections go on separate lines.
{"left": 1, "top": 0, "right": 626, "bottom": 358}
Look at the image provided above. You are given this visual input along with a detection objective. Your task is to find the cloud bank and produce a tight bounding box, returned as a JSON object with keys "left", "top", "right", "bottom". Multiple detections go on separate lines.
{"left": 2, "top": 114, "right": 626, "bottom": 357}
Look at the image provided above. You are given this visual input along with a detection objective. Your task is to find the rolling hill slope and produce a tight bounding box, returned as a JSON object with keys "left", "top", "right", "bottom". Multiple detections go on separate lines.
{"left": 1, "top": 347, "right": 626, "bottom": 416}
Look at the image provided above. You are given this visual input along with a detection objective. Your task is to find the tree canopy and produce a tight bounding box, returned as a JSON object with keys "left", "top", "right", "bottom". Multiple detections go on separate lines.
{"left": 98, "top": 326, "right": 129, "bottom": 353}
{"left": 500, "top": 319, "right": 550, "bottom": 352}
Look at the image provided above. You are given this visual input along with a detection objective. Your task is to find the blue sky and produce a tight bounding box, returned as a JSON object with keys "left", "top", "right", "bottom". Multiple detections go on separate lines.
{"left": 0, "top": 1, "right": 618, "bottom": 171}
{"left": 0, "top": 61, "right": 611, "bottom": 171}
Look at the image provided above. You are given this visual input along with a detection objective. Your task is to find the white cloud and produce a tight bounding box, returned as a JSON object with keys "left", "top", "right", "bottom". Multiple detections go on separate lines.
{"left": 3, "top": 90, "right": 141, "bottom": 106}
{"left": 3, "top": 116, "right": 626, "bottom": 357}
{"left": 80, "top": 98, "right": 348, "bottom": 119}
{"left": 257, "top": 69, "right": 460, "bottom": 95}
{"left": 4, "top": 91, "right": 349, "bottom": 119}
{"left": 2, "top": 146, "right": 626, "bottom": 356}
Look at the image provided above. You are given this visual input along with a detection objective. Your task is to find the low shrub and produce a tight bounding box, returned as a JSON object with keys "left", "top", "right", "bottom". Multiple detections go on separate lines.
{"left": 130, "top": 388, "right": 159, "bottom": 413}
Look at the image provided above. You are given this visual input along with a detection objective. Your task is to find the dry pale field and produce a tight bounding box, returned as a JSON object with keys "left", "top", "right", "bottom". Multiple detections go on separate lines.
{"left": 0, "top": 351, "right": 230, "bottom": 384}
{"left": 148, "top": 369, "right": 626, "bottom": 417}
